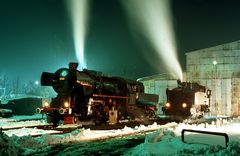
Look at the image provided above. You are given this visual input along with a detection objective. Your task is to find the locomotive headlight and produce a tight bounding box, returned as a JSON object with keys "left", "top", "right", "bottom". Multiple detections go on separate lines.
{"left": 165, "top": 102, "right": 170, "bottom": 108}
{"left": 64, "top": 102, "right": 69, "bottom": 108}
{"left": 60, "top": 70, "right": 68, "bottom": 77}
{"left": 182, "top": 103, "right": 187, "bottom": 108}
{"left": 44, "top": 101, "right": 49, "bottom": 107}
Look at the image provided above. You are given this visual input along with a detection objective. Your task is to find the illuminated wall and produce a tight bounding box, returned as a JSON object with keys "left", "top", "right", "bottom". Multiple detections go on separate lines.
{"left": 139, "top": 40, "right": 240, "bottom": 116}
{"left": 138, "top": 73, "right": 178, "bottom": 112}
{"left": 186, "top": 40, "right": 240, "bottom": 116}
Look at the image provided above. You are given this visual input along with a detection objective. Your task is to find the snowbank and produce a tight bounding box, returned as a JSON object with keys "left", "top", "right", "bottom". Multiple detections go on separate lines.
{"left": 0, "top": 122, "right": 176, "bottom": 155}
{"left": 0, "top": 131, "right": 20, "bottom": 156}
{"left": 126, "top": 121, "right": 240, "bottom": 155}
{"left": 2, "top": 116, "right": 240, "bottom": 155}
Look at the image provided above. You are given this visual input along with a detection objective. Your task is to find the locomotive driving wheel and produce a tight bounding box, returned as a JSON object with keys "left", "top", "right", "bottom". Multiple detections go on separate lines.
{"left": 48, "top": 111, "right": 62, "bottom": 127}
{"left": 93, "top": 111, "right": 102, "bottom": 125}
{"left": 145, "top": 109, "right": 156, "bottom": 118}
{"left": 117, "top": 107, "right": 127, "bottom": 120}
{"left": 92, "top": 105, "right": 107, "bottom": 125}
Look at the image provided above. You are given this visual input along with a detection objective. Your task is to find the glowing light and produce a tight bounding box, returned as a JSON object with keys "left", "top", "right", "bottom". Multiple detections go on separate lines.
{"left": 35, "top": 80, "right": 39, "bottom": 85}
{"left": 213, "top": 60, "right": 218, "bottom": 65}
{"left": 165, "top": 102, "right": 171, "bottom": 108}
{"left": 44, "top": 102, "right": 49, "bottom": 107}
{"left": 66, "top": 0, "right": 90, "bottom": 69}
{"left": 121, "top": 0, "right": 183, "bottom": 80}
{"left": 64, "top": 102, "right": 69, "bottom": 108}
{"left": 182, "top": 103, "right": 187, "bottom": 108}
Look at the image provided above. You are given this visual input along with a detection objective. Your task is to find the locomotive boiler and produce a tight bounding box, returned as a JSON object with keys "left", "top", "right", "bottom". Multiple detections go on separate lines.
{"left": 36, "top": 62, "right": 159, "bottom": 126}
{"left": 162, "top": 80, "right": 211, "bottom": 118}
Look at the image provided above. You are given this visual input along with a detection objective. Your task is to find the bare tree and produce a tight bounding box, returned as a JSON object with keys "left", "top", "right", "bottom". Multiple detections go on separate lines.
{"left": 0, "top": 73, "right": 10, "bottom": 99}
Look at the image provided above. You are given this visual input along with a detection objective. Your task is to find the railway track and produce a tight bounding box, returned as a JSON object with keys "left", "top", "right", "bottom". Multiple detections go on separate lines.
{"left": 82, "top": 117, "right": 173, "bottom": 130}
{"left": 1, "top": 117, "right": 175, "bottom": 138}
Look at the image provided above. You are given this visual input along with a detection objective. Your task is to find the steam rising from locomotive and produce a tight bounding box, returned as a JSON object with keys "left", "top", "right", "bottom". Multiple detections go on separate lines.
{"left": 66, "top": 0, "right": 90, "bottom": 68}
{"left": 121, "top": 0, "right": 183, "bottom": 80}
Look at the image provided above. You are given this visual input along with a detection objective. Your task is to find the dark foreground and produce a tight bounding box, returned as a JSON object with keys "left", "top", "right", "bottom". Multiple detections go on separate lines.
{"left": 29, "top": 135, "right": 145, "bottom": 156}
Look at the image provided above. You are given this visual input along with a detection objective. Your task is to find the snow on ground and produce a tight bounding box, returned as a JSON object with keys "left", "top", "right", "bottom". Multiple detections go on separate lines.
{"left": 1, "top": 115, "right": 240, "bottom": 155}
{"left": 126, "top": 118, "right": 240, "bottom": 155}
{"left": 0, "top": 120, "right": 50, "bottom": 130}
{"left": 0, "top": 113, "right": 45, "bottom": 122}
{"left": 0, "top": 120, "right": 177, "bottom": 156}
{"left": 0, "top": 114, "right": 50, "bottom": 129}
{"left": 3, "top": 127, "right": 62, "bottom": 137}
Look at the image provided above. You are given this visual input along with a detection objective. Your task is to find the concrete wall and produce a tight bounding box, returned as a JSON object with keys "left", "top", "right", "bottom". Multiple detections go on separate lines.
{"left": 232, "top": 77, "right": 240, "bottom": 116}
{"left": 186, "top": 40, "right": 240, "bottom": 116}
{"left": 139, "top": 75, "right": 178, "bottom": 105}
{"left": 186, "top": 50, "right": 240, "bottom": 80}
{"left": 192, "top": 78, "right": 232, "bottom": 116}
{"left": 140, "top": 78, "right": 177, "bottom": 115}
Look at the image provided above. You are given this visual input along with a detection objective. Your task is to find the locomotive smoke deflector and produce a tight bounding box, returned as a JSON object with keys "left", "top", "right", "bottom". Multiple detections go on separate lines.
{"left": 40, "top": 62, "right": 79, "bottom": 87}
{"left": 41, "top": 72, "right": 54, "bottom": 86}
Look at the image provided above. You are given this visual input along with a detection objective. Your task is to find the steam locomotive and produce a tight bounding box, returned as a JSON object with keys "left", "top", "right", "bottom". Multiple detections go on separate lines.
{"left": 162, "top": 80, "right": 211, "bottom": 119}
{"left": 36, "top": 62, "right": 159, "bottom": 126}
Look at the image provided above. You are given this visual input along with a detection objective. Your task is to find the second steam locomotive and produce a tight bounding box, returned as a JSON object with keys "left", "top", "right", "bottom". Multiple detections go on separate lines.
{"left": 36, "top": 62, "right": 159, "bottom": 126}
{"left": 162, "top": 80, "right": 211, "bottom": 118}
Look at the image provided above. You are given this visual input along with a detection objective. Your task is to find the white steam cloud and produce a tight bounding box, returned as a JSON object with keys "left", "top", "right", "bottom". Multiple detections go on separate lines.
{"left": 121, "top": 0, "right": 183, "bottom": 80}
{"left": 66, "top": 0, "right": 90, "bottom": 69}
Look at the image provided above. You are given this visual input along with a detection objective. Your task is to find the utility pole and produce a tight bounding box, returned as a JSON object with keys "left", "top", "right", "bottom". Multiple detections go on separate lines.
{"left": 213, "top": 60, "right": 221, "bottom": 127}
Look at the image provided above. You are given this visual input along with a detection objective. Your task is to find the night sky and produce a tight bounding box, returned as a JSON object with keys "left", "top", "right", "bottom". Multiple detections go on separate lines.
{"left": 1, "top": 0, "right": 240, "bottom": 84}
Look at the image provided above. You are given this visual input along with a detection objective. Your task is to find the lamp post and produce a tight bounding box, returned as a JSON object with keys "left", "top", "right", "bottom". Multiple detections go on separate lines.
{"left": 213, "top": 60, "right": 218, "bottom": 113}
{"left": 35, "top": 80, "right": 39, "bottom": 85}
{"left": 213, "top": 60, "right": 221, "bottom": 126}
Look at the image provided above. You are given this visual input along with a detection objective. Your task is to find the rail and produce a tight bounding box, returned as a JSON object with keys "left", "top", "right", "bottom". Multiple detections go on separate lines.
{"left": 181, "top": 129, "right": 229, "bottom": 147}
{"left": 93, "top": 94, "right": 128, "bottom": 99}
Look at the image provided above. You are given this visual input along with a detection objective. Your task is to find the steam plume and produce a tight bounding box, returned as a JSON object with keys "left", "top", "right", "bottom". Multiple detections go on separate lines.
{"left": 66, "top": 0, "right": 90, "bottom": 69}
{"left": 121, "top": 0, "right": 183, "bottom": 80}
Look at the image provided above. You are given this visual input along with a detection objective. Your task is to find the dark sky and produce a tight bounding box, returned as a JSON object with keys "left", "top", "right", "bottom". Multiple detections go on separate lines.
{"left": 1, "top": 0, "right": 240, "bottom": 84}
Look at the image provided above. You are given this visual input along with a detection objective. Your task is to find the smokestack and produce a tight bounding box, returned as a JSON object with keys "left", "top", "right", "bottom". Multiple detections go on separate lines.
{"left": 69, "top": 62, "right": 79, "bottom": 71}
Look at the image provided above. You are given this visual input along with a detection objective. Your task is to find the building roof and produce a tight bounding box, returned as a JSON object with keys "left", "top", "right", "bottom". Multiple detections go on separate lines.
{"left": 186, "top": 40, "right": 240, "bottom": 55}
{"left": 137, "top": 73, "right": 177, "bottom": 82}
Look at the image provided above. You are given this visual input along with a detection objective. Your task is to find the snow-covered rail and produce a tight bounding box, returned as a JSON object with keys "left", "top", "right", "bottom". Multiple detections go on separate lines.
{"left": 0, "top": 120, "right": 52, "bottom": 130}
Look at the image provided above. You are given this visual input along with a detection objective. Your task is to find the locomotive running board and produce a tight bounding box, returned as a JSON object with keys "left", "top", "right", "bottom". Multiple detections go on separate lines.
{"left": 181, "top": 129, "right": 229, "bottom": 147}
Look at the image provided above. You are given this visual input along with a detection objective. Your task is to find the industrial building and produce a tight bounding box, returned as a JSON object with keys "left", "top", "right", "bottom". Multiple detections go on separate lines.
{"left": 138, "top": 74, "right": 178, "bottom": 106}
{"left": 139, "top": 40, "right": 240, "bottom": 116}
